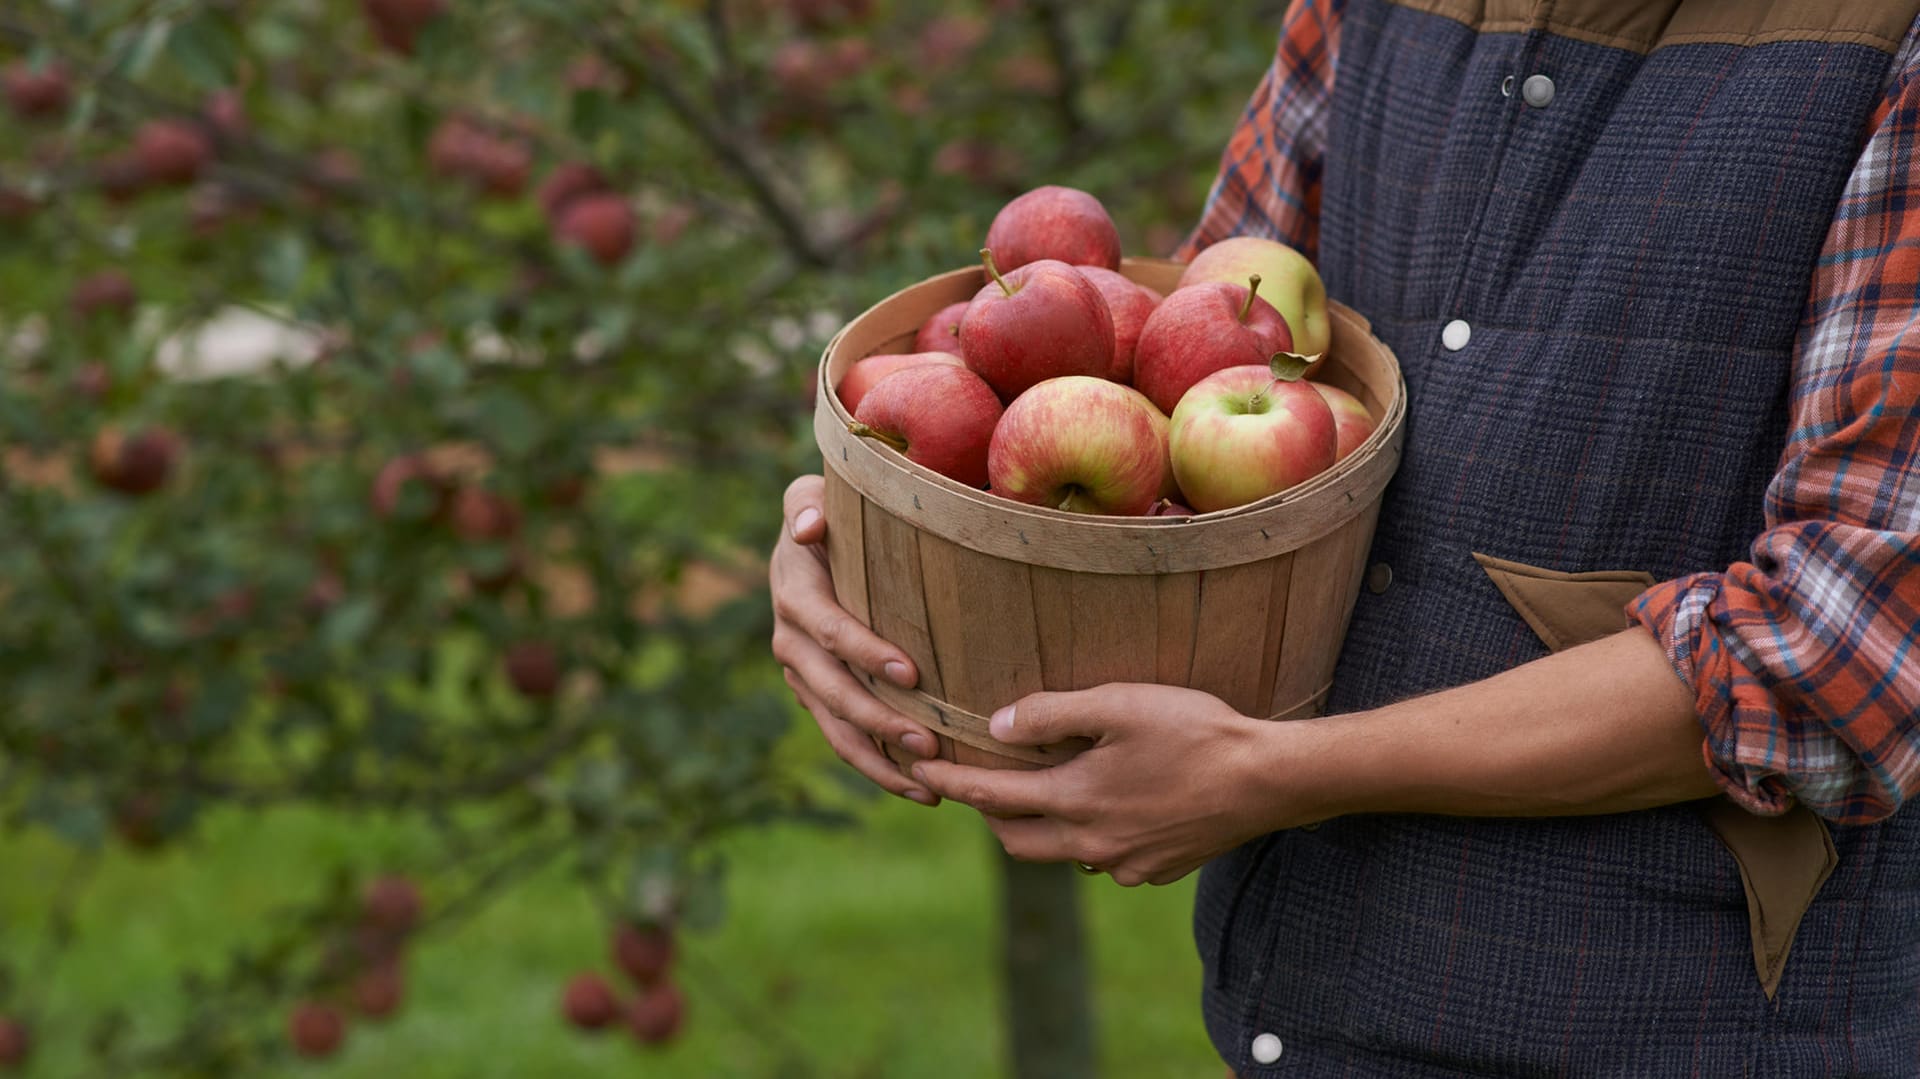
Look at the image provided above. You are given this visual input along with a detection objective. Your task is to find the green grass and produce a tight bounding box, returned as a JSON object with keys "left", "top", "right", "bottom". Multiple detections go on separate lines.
{"left": 0, "top": 765, "right": 1219, "bottom": 1078}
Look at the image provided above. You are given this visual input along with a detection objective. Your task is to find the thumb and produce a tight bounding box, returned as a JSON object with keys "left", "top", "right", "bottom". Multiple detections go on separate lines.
{"left": 783, "top": 474, "right": 827, "bottom": 545}
{"left": 988, "top": 684, "right": 1153, "bottom": 747}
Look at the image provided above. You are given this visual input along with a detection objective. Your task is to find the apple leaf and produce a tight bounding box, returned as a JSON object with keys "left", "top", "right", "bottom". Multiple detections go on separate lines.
{"left": 1268, "top": 351, "right": 1319, "bottom": 382}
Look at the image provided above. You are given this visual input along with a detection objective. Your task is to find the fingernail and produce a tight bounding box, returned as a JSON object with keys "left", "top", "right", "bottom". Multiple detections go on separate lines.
{"left": 884, "top": 660, "right": 913, "bottom": 686}
{"left": 901, "top": 732, "right": 934, "bottom": 757}
{"left": 910, "top": 763, "right": 929, "bottom": 785}
{"left": 905, "top": 789, "right": 935, "bottom": 806}
{"left": 792, "top": 508, "right": 821, "bottom": 536}
{"left": 989, "top": 705, "right": 1014, "bottom": 739}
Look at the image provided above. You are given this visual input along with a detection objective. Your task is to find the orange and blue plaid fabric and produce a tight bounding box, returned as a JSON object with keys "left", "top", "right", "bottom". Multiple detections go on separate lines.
{"left": 1185, "top": 0, "right": 1920, "bottom": 825}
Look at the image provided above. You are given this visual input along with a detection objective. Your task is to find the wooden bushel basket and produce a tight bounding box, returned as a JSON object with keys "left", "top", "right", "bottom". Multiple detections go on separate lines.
{"left": 813, "top": 258, "right": 1406, "bottom": 771}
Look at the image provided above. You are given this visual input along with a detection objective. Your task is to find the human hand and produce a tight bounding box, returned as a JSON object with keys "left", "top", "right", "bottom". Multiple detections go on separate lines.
{"left": 906, "top": 683, "right": 1307, "bottom": 885}
{"left": 769, "top": 475, "right": 942, "bottom": 805}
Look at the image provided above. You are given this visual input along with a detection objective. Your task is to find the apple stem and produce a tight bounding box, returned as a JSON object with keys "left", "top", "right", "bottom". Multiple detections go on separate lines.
{"left": 1239, "top": 273, "right": 1263, "bottom": 323}
{"left": 846, "top": 421, "right": 908, "bottom": 454}
{"left": 981, "top": 248, "right": 1015, "bottom": 297}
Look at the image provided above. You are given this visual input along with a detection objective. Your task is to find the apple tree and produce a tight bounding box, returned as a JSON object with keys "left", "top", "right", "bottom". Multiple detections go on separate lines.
{"left": 0, "top": 0, "right": 1282, "bottom": 1074}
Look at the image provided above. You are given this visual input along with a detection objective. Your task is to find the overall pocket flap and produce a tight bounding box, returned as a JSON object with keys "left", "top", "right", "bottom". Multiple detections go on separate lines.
{"left": 1471, "top": 552, "right": 1657, "bottom": 653}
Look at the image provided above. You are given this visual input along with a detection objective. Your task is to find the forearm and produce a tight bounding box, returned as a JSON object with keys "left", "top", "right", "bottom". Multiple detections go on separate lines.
{"left": 1270, "top": 627, "right": 1722, "bottom": 824}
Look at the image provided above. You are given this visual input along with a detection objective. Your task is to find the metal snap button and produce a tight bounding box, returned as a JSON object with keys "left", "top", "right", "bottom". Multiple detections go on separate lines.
{"left": 1252, "top": 1032, "right": 1283, "bottom": 1064}
{"left": 1366, "top": 562, "right": 1393, "bottom": 595}
{"left": 1522, "top": 73, "right": 1555, "bottom": 108}
{"left": 1500, "top": 74, "right": 1514, "bottom": 97}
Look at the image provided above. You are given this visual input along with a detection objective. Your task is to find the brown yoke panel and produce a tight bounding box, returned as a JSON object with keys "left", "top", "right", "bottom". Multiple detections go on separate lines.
{"left": 1385, "top": 0, "right": 1917, "bottom": 54}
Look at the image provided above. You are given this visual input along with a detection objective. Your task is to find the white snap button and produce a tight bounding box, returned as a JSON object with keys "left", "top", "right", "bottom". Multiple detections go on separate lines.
{"left": 1252, "top": 1032, "right": 1283, "bottom": 1064}
{"left": 1522, "top": 74, "right": 1555, "bottom": 108}
{"left": 1441, "top": 319, "right": 1471, "bottom": 351}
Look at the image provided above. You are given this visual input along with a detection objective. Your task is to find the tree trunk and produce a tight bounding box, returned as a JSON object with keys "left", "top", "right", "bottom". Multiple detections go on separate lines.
{"left": 999, "top": 851, "right": 1096, "bottom": 1079}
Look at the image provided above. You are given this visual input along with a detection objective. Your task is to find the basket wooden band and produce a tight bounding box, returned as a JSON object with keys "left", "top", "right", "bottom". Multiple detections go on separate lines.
{"left": 867, "top": 676, "right": 1337, "bottom": 766}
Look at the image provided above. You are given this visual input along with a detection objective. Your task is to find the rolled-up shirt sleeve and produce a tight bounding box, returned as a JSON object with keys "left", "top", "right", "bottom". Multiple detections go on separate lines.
{"left": 1629, "top": 45, "right": 1920, "bottom": 825}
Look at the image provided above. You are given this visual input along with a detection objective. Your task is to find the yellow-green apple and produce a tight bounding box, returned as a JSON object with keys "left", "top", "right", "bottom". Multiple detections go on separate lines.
{"left": 1179, "top": 236, "right": 1330, "bottom": 357}
{"left": 987, "top": 376, "right": 1170, "bottom": 515}
{"left": 1310, "top": 381, "right": 1376, "bottom": 461}
{"left": 849, "top": 363, "right": 1003, "bottom": 488}
{"left": 959, "top": 251, "right": 1113, "bottom": 401}
{"left": 1170, "top": 364, "right": 1336, "bottom": 512}
{"left": 1133, "top": 276, "right": 1292, "bottom": 414}
{"left": 983, "top": 185, "right": 1122, "bottom": 271}
{"left": 913, "top": 301, "right": 970, "bottom": 355}
{"left": 835, "top": 351, "right": 964, "bottom": 414}
{"left": 1077, "top": 266, "right": 1161, "bottom": 385}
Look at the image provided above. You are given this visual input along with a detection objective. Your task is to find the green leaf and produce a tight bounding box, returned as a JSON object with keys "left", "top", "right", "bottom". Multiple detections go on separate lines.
{"left": 167, "top": 15, "right": 239, "bottom": 89}
{"left": 473, "top": 386, "right": 543, "bottom": 459}
{"left": 322, "top": 596, "right": 379, "bottom": 649}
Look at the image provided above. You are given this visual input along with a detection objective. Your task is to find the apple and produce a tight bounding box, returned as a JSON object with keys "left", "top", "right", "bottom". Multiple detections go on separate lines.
{"left": 1150, "top": 498, "right": 1195, "bottom": 518}
{"left": 90, "top": 428, "right": 181, "bottom": 495}
{"left": 205, "top": 88, "right": 246, "bottom": 140}
{"left": 0, "top": 1016, "right": 29, "bottom": 1070}
{"left": 849, "top": 363, "right": 1003, "bottom": 488}
{"left": 505, "top": 641, "right": 563, "bottom": 698}
{"left": 1310, "top": 381, "right": 1377, "bottom": 461}
{"left": 987, "top": 376, "right": 1170, "bottom": 515}
{"left": 959, "top": 251, "right": 1113, "bottom": 401}
{"left": 538, "top": 162, "right": 610, "bottom": 222}
{"left": 612, "top": 923, "right": 675, "bottom": 987}
{"left": 913, "top": 301, "right": 971, "bottom": 356}
{"left": 135, "top": 120, "right": 213, "bottom": 186}
{"left": 1132, "top": 275, "right": 1293, "bottom": 415}
{"left": 1169, "top": 364, "right": 1337, "bottom": 512}
{"left": 363, "top": 0, "right": 447, "bottom": 54}
{"left": 919, "top": 14, "right": 989, "bottom": 71}
{"left": 362, "top": 875, "right": 424, "bottom": 935}
{"left": 371, "top": 454, "right": 449, "bottom": 520}
{"left": 564, "top": 973, "right": 621, "bottom": 1031}
{"left": 287, "top": 1001, "right": 347, "bottom": 1059}
{"left": 625, "top": 982, "right": 685, "bottom": 1045}
{"left": 834, "top": 351, "right": 963, "bottom": 414}
{"left": 1075, "top": 266, "right": 1160, "bottom": 384}
{"left": 555, "top": 193, "right": 636, "bottom": 266}
{"left": 1179, "top": 236, "right": 1331, "bottom": 358}
{"left": 3, "top": 61, "right": 69, "bottom": 120}
{"left": 96, "top": 152, "right": 150, "bottom": 204}
{"left": 449, "top": 487, "right": 521, "bottom": 542}
{"left": 70, "top": 270, "right": 138, "bottom": 320}
{"left": 983, "top": 185, "right": 1121, "bottom": 271}
{"left": 354, "top": 960, "right": 406, "bottom": 1020}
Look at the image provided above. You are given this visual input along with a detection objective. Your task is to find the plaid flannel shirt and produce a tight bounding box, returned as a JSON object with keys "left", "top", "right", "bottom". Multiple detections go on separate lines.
{"left": 1184, "top": 0, "right": 1920, "bottom": 824}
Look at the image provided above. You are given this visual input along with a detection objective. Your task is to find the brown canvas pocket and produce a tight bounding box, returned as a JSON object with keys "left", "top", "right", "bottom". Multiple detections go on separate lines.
{"left": 1472, "top": 550, "right": 1836, "bottom": 1000}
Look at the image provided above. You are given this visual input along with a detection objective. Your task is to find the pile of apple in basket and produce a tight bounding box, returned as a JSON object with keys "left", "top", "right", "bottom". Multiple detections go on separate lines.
{"left": 835, "top": 185, "right": 1375, "bottom": 516}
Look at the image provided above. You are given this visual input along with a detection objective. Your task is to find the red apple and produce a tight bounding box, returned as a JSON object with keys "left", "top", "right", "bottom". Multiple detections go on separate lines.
{"left": 1310, "top": 382, "right": 1376, "bottom": 461}
{"left": 625, "top": 982, "right": 685, "bottom": 1045}
{"left": 1168, "top": 364, "right": 1336, "bottom": 512}
{"left": 288, "top": 1001, "right": 347, "bottom": 1059}
{"left": 983, "top": 185, "right": 1121, "bottom": 272}
{"left": 538, "top": 162, "right": 610, "bottom": 222}
{"left": 0, "top": 1016, "right": 29, "bottom": 1070}
{"left": 449, "top": 487, "right": 521, "bottom": 542}
{"left": 4, "top": 61, "right": 69, "bottom": 120}
{"left": 90, "top": 428, "right": 181, "bottom": 495}
{"left": 1075, "top": 266, "right": 1160, "bottom": 385}
{"left": 354, "top": 960, "right": 406, "bottom": 1020}
{"left": 913, "top": 301, "right": 970, "bottom": 356}
{"left": 918, "top": 14, "right": 989, "bottom": 71}
{"left": 612, "top": 923, "right": 675, "bottom": 987}
{"left": 505, "top": 640, "right": 563, "bottom": 698}
{"left": 1149, "top": 498, "right": 1195, "bottom": 518}
{"left": 555, "top": 193, "right": 636, "bottom": 266}
{"left": 70, "top": 270, "right": 138, "bottom": 320}
{"left": 849, "top": 363, "right": 1003, "bottom": 488}
{"left": 135, "top": 120, "right": 213, "bottom": 186}
{"left": 1132, "top": 276, "right": 1293, "bottom": 415}
{"left": 564, "top": 973, "right": 621, "bottom": 1031}
{"left": 205, "top": 88, "right": 247, "bottom": 140}
{"left": 362, "top": 875, "right": 424, "bottom": 935}
{"left": 96, "top": 152, "right": 150, "bottom": 204}
{"left": 1179, "top": 236, "right": 1331, "bottom": 357}
{"left": 986, "top": 376, "right": 1169, "bottom": 515}
{"left": 959, "top": 251, "right": 1113, "bottom": 401}
{"left": 834, "top": 351, "right": 964, "bottom": 414}
{"left": 363, "top": 0, "right": 447, "bottom": 54}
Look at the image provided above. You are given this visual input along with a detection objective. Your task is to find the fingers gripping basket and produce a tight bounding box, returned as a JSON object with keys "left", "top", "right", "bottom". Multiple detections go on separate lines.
{"left": 813, "top": 258, "right": 1407, "bottom": 772}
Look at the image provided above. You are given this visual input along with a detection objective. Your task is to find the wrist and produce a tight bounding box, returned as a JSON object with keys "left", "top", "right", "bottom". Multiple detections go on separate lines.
{"left": 1237, "top": 709, "right": 1375, "bottom": 832}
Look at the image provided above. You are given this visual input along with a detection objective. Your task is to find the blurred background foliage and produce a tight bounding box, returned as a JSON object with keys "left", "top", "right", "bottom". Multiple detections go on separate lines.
{"left": 0, "top": 0, "right": 1284, "bottom": 1074}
